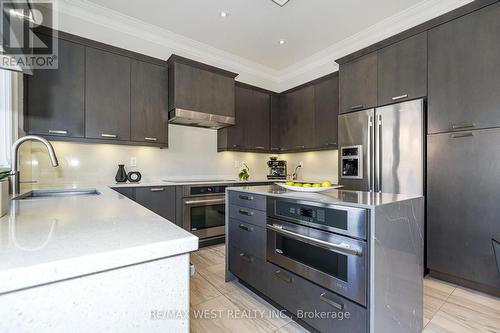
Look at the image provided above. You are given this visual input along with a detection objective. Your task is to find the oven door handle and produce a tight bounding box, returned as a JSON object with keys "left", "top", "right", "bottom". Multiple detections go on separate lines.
{"left": 184, "top": 199, "right": 225, "bottom": 205}
{"left": 267, "top": 224, "right": 363, "bottom": 257}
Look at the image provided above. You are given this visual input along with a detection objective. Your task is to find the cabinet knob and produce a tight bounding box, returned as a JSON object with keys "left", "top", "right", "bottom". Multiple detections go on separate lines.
{"left": 451, "top": 123, "right": 475, "bottom": 130}
{"left": 350, "top": 104, "right": 364, "bottom": 110}
{"left": 391, "top": 94, "right": 408, "bottom": 101}
{"left": 101, "top": 133, "right": 117, "bottom": 138}
{"left": 49, "top": 130, "right": 68, "bottom": 135}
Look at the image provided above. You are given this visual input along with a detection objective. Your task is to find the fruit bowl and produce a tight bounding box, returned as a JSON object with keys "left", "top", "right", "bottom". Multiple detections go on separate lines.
{"left": 275, "top": 182, "right": 343, "bottom": 193}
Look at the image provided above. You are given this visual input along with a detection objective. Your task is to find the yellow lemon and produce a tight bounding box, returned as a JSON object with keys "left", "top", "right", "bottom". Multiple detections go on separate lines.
{"left": 294, "top": 183, "right": 303, "bottom": 187}
{"left": 285, "top": 181, "right": 295, "bottom": 186}
{"left": 303, "top": 183, "right": 312, "bottom": 188}
{"left": 321, "top": 181, "right": 332, "bottom": 187}
{"left": 312, "top": 183, "right": 321, "bottom": 188}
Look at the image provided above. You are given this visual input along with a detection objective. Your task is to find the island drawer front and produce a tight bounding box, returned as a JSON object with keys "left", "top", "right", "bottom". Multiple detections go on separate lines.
{"left": 228, "top": 219, "right": 266, "bottom": 260}
{"left": 229, "top": 204, "right": 267, "bottom": 228}
{"left": 229, "top": 246, "right": 267, "bottom": 295}
{"left": 266, "top": 263, "right": 368, "bottom": 333}
{"left": 229, "top": 191, "right": 266, "bottom": 211}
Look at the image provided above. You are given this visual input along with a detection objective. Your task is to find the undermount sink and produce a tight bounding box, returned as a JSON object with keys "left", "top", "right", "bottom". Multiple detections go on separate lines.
{"left": 13, "top": 188, "right": 101, "bottom": 200}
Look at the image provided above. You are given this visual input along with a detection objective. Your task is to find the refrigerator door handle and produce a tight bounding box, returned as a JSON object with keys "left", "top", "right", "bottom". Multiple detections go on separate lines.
{"left": 375, "top": 114, "right": 383, "bottom": 193}
{"left": 367, "top": 116, "right": 373, "bottom": 191}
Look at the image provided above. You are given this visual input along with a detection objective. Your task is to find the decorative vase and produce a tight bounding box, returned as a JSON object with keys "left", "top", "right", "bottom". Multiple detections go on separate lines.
{"left": 0, "top": 180, "right": 8, "bottom": 217}
{"left": 115, "top": 164, "right": 128, "bottom": 183}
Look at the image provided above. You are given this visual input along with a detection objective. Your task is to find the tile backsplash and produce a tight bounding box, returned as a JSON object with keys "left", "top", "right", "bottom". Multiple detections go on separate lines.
{"left": 21, "top": 125, "right": 338, "bottom": 186}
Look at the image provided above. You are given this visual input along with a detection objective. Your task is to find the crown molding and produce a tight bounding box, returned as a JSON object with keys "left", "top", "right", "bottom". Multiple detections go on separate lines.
{"left": 54, "top": 0, "right": 472, "bottom": 92}
{"left": 276, "top": 0, "right": 473, "bottom": 91}
{"left": 55, "top": 0, "right": 280, "bottom": 88}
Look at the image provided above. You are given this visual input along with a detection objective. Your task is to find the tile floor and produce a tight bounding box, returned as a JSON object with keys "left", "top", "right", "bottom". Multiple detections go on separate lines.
{"left": 190, "top": 244, "right": 500, "bottom": 333}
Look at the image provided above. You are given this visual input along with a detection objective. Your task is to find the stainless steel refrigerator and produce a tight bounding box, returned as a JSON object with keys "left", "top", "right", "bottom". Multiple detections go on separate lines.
{"left": 338, "top": 99, "right": 424, "bottom": 195}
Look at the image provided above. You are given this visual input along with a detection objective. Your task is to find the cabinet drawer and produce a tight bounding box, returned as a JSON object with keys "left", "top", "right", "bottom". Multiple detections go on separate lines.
{"left": 229, "top": 204, "right": 266, "bottom": 228}
{"left": 267, "top": 263, "right": 368, "bottom": 333}
{"left": 228, "top": 219, "right": 266, "bottom": 260}
{"left": 228, "top": 246, "right": 267, "bottom": 295}
{"left": 229, "top": 191, "right": 266, "bottom": 211}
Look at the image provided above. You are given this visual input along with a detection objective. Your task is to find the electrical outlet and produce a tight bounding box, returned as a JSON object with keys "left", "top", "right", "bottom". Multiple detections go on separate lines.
{"left": 234, "top": 160, "right": 240, "bottom": 168}
{"left": 130, "top": 157, "right": 137, "bottom": 167}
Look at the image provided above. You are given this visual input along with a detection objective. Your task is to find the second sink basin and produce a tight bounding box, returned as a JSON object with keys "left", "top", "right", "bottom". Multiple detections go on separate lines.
{"left": 13, "top": 188, "right": 101, "bottom": 200}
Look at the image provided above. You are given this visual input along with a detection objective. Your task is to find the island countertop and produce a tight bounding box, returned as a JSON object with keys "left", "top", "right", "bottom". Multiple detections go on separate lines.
{"left": 227, "top": 184, "right": 423, "bottom": 209}
{"left": 0, "top": 186, "right": 198, "bottom": 295}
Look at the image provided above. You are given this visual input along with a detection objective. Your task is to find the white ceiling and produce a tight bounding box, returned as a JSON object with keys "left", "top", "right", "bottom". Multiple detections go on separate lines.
{"left": 85, "top": 0, "right": 429, "bottom": 70}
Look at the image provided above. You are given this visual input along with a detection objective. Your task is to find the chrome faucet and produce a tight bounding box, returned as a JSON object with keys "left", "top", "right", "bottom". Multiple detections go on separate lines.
{"left": 10, "top": 135, "right": 59, "bottom": 195}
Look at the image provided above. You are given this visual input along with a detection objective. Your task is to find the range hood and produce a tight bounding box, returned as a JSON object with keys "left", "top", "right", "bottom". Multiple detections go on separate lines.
{"left": 168, "top": 109, "right": 235, "bottom": 129}
{"left": 167, "top": 55, "right": 238, "bottom": 130}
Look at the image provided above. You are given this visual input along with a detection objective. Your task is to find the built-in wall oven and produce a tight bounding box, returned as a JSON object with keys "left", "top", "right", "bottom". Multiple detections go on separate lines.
{"left": 183, "top": 185, "right": 227, "bottom": 241}
{"left": 267, "top": 197, "right": 368, "bottom": 306}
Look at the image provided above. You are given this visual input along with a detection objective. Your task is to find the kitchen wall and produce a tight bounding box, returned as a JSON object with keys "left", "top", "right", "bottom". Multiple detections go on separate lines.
{"left": 22, "top": 125, "right": 338, "bottom": 186}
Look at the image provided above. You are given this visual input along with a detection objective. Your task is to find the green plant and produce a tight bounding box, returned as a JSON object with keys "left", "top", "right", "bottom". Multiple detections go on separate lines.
{"left": 238, "top": 163, "right": 250, "bottom": 181}
{"left": 0, "top": 170, "right": 11, "bottom": 181}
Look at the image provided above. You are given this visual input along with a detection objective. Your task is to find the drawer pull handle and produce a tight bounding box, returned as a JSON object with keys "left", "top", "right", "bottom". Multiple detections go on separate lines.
{"left": 295, "top": 145, "right": 305, "bottom": 149}
{"left": 451, "top": 132, "right": 474, "bottom": 139}
{"left": 239, "top": 253, "right": 252, "bottom": 263}
{"left": 49, "top": 130, "right": 67, "bottom": 135}
{"left": 451, "top": 123, "right": 475, "bottom": 130}
{"left": 324, "top": 142, "right": 337, "bottom": 146}
{"left": 239, "top": 224, "right": 252, "bottom": 232}
{"left": 101, "top": 133, "right": 117, "bottom": 138}
{"left": 239, "top": 209, "right": 254, "bottom": 216}
{"left": 320, "top": 293, "right": 344, "bottom": 311}
{"left": 255, "top": 146, "right": 265, "bottom": 149}
{"left": 271, "top": 147, "right": 280, "bottom": 151}
{"left": 150, "top": 188, "right": 165, "bottom": 192}
{"left": 239, "top": 195, "right": 254, "bottom": 201}
{"left": 275, "top": 270, "right": 293, "bottom": 284}
{"left": 144, "top": 137, "right": 158, "bottom": 141}
{"left": 391, "top": 94, "right": 408, "bottom": 101}
{"left": 350, "top": 104, "right": 364, "bottom": 110}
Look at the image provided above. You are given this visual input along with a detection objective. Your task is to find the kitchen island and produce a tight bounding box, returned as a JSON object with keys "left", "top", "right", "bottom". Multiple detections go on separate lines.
{"left": 225, "top": 185, "right": 424, "bottom": 333}
{"left": 0, "top": 186, "right": 198, "bottom": 333}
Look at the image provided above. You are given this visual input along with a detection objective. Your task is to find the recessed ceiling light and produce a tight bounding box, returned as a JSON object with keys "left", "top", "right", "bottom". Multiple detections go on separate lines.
{"left": 219, "top": 11, "right": 228, "bottom": 17}
{"left": 279, "top": 39, "right": 286, "bottom": 45}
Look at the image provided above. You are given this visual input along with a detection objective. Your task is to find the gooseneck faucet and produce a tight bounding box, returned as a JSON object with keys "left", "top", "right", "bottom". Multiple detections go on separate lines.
{"left": 10, "top": 135, "right": 59, "bottom": 195}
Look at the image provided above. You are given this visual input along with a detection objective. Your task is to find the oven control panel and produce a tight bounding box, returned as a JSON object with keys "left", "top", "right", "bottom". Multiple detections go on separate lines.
{"left": 190, "top": 186, "right": 227, "bottom": 196}
{"left": 275, "top": 201, "right": 348, "bottom": 231}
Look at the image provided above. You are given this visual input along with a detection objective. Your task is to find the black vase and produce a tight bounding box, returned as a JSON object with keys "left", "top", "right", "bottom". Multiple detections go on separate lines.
{"left": 115, "top": 164, "right": 128, "bottom": 183}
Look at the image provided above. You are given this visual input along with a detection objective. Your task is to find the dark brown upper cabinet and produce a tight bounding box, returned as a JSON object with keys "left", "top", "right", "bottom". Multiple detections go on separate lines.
{"left": 168, "top": 55, "right": 237, "bottom": 124}
{"left": 378, "top": 32, "right": 428, "bottom": 106}
{"left": 428, "top": 2, "right": 500, "bottom": 134}
{"left": 218, "top": 83, "right": 271, "bottom": 152}
{"left": 131, "top": 60, "right": 169, "bottom": 145}
{"left": 25, "top": 35, "right": 85, "bottom": 138}
{"left": 269, "top": 94, "right": 281, "bottom": 152}
{"left": 339, "top": 53, "right": 378, "bottom": 114}
{"left": 280, "top": 85, "right": 315, "bottom": 151}
{"left": 314, "top": 73, "right": 339, "bottom": 149}
{"left": 85, "top": 47, "right": 131, "bottom": 141}
{"left": 25, "top": 28, "right": 169, "bottom": 147}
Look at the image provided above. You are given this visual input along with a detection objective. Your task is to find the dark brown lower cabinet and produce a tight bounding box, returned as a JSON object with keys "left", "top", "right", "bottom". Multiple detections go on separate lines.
{"left": 131, "top": 186, "right": 177, "bottom": 224}
{"left": 427, "top": 128, "right": 500, "bottom": 293}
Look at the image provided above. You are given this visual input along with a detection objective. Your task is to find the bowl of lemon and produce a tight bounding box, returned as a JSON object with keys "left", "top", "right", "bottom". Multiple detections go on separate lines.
{"left": 275, "top": 181, "right": 343, "bottom": 193}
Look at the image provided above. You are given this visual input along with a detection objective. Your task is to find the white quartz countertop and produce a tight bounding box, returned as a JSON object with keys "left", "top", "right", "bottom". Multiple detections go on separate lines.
{"left": 228, "top": 185, "right": 423, "bottom": 209}
{"left": 0, "top": 186, "right": 198, "bottom": 295}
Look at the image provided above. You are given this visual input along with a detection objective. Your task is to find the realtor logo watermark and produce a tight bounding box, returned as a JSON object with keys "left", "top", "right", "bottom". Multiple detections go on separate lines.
{"left": 0, "top": 0, "right": 58, "bottom": 70}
